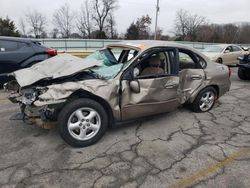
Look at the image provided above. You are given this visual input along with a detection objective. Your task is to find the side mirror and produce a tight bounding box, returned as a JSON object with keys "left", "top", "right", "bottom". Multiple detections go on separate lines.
{"left": 129, "top": 80, "right": 140, "bottom": 93}
{"left": 224, "top": 50, "right": 230, "bottom": 53}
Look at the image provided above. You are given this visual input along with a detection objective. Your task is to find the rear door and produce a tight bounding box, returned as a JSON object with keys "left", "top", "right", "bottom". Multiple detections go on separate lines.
{"left": 0, "top": 40, "right": 35, "bottom": 74}
{"left": 232, "top": 46, "right": 245, "bottom": 63}
{"left": 120, "top": 48, "right": 180, "bottom": 120}
{"left": 222, "top": 46, "right": 235, "bottom": 65}
{"left": 178, "top": 49, "right": 206, "bottom": 104}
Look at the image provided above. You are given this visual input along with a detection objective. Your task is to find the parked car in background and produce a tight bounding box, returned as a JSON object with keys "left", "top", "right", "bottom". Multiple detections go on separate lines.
{"left": 238, "top": 54, "right": 250, "bottom": 80}
{"left": 0, "top": 36, "right": 57, "bottom": 86}
{"left": 6, "top": 41, "right": 231, "bottom": 147}
{"left": 202, "top": 44, "right": 247, "bottom": 65}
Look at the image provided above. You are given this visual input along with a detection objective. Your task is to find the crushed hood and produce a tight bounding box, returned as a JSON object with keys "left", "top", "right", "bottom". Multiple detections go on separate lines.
{"left": 12, "top": 54, "right": 102, "bottom": 88}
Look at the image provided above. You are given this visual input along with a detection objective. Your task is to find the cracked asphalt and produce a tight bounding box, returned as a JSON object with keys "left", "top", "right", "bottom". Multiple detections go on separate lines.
{"left": 0, "top": 67, "right": 250, "bottom": 188}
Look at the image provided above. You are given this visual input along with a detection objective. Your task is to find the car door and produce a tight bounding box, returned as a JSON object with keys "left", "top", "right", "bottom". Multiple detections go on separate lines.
{"left": 222, "top": 46, "right": 235, "bottom": 65}
{"left": 232, "top": 46, "right": 244, "bottom": 63}
{"left": 120, "top": 48, "right": 180, "bottom": 121}
{"left": 178, "top": 49, "right": 206, "bottom": 104}
{"left": 0, "top": 40, "right": 35, "bottom": 74}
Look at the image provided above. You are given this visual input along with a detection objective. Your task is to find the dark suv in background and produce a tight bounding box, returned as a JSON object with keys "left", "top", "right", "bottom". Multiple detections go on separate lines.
{"left": 0, "top": 37, "right": 57, "bottom": 86}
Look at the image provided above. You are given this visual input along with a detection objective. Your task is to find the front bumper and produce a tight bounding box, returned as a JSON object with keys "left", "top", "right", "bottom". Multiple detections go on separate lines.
{"left": 7, "top": 92, "right": 59, "bottom": 129}
{"left": 21, "top": 104, "right": 58, "bottom": 129}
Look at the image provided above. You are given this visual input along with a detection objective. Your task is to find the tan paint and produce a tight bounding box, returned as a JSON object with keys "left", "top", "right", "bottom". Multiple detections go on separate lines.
{"left": 8, "top": 40, "right": 231, "bottom": 124}
{"left": 35, "top": 79, "right": 121, "bottom": 120}
{"left": 178, "top": 69, "right": 205, "bottom": 104}
{"left": 121, "top": 76, "right": 180, "bottom": 120}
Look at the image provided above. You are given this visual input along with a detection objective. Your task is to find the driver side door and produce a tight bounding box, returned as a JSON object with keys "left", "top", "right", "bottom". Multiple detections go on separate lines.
{"left": 120, "top": 48, "right": 180, "bottom": 121}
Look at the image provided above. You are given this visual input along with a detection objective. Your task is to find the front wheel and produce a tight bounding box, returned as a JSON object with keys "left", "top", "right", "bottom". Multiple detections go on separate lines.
{"left": 58, "top": 98, "right": 108, "bottom": 147}
{"left": 191, "top": 87, "right": 217, "bottom": 112}
{"left": 216, "top": 58, "right": 223, "bottom": 64}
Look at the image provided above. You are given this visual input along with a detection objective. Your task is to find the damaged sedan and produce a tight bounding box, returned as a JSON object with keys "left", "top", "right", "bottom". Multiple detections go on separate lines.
{"left": 5, "top": 41, "right": 231, "bottom": 147}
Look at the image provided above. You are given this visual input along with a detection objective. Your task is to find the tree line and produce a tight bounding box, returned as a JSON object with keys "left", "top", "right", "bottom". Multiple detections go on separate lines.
{"left": 0, "top": 1, "right": 250, "bottom": 44}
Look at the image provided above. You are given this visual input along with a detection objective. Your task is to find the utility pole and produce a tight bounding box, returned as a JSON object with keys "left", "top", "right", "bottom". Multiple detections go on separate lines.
{"left": 154, "top": 0, "right": 160, "bottom": 40}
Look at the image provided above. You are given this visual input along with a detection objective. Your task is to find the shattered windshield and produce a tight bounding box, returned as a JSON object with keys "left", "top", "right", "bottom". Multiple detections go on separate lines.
{"left": 87, "top": 48, "right": 138, "bottom": 79}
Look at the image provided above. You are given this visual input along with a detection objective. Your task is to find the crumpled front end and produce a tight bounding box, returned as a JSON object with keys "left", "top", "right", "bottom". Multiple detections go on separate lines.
{"left": 6, "top": 78, "right": 120, "bottom": 129}
{"left": 5, "top": 81, "right": 60, "bottom": 129}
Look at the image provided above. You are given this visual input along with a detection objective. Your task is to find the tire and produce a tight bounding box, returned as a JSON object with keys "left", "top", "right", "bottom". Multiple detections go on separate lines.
{"left": 238, "top": 68, "right": 247, "bottom": 80}
{"left": 191, "top": 87, "right": 217, "bottom": 113}
{"left": 58, "top": 98, "right": 108, "bottom": 147}
{"left": 216, "top": 58, "right": 223, "bottom": 64}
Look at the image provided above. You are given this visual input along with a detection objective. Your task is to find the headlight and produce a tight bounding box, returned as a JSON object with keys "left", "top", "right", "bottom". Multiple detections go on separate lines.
{"left": 36, "top": 87, "right": 48, "bottom": 95}
{"left": 21, "top": 87, "right": 48, "bottom": 105}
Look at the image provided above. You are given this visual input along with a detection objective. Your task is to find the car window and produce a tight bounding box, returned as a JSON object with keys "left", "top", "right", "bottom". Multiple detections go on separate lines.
{"left": 110, "top": 48, "right": 123, "bottom": 61}
{"left": 179, "top": 52, "right": 196, "bottom": 70}
{"left": 133, "top": 50, "right": 174, "bottom": 78}
{"left": 225, "top": 46, "right": 233, "bottom": 52}
{"left": 88, "top": 47, "right": 138, "bottom": 80}
{"left": 0, "top": 40, "right": 19, "bottom": 51}
{"left": 179, "top": 50, "right": 203, "bottom": 70}
{"left": 109, "top": 48, "right": 138, "bottom": 63}
{"left": 232, "top": 46, "right": 242, "bottom": 52}
{"left": 196, "top": 54, "right": 207, "bottom": 69}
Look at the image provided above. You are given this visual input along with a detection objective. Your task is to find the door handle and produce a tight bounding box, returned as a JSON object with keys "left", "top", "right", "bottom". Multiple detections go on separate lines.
{"left": 191, "top": 75, "right": 203, "bottom": 80}
{"left": 164, "top": 82, "right": 178, "bottom": 89}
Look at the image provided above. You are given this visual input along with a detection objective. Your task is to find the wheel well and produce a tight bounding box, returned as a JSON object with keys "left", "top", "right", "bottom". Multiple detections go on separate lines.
{"left": 66, "top": 90, "right": 115, "bottom": 128}
{"left": 209, "top": 85, "right": 219, "bottom": 97}
{"left": 217, "top": 58, "right": 223, "bottom": 63}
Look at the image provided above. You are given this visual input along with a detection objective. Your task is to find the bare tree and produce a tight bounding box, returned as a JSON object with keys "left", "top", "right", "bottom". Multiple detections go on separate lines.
{"left": 19, "top": 18, "right": 27, "bottom": 37}
{"left": 125, "top": 15, "right": 152, "bottom": 40}
{"left": 51, "top": 28, "right": 59, "bottom": 39}
{"left": 136, "top": 14, "right": 152, "bottom": 39}
{"left": 25, "top": 10, "right": 46, "bottom": 38}
{"left": 92, "top": 0, "right": 118, "bottom": 38}
{"left": 174, "top": 9, "right": 189, "bottom": 40}
{"left": 106, "top": 13, "right": 117, "bottom": 39}
{"left": 53, "top": 3, "right": 75, "bottom": 38}
{"left": 77, "top": 0, "right": 93, "bottom": 38}
{"left": 186, "top": 14, "right": 206, "bottom": 41}
{"left": 238, "top": 24, "right": 250, "bottom": 43}
{"left": 174, "top": 9, "right": 206, "bottom": 41}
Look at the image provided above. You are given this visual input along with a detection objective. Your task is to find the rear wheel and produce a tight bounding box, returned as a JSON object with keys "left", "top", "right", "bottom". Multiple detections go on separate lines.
{"left": 238, "top": 68, "right": 247, "bottom": 80}
{"left": 58, "top": 98, "right": 108, "bottom": 147}
{"left": 191, "top": 87, "right": 217, "bottom": 112}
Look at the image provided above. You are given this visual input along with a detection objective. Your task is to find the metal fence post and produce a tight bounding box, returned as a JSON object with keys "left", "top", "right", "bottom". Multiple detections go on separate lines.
{"left": 65, "top": 39, "right": 67, "bottom": 51}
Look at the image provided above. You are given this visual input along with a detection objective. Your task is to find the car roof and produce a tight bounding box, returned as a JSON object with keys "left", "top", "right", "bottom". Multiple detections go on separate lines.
{"left": 107, "top": 40, "right": 200, "bottom": 52}
{"left": 209, "top": 44, "right": 240, "bottom": 48}
{"left": 107, "top": 40, "right": 209, "bottom": 60}
{"left": 0, "top": 36, "right": 38, "bottom": 44}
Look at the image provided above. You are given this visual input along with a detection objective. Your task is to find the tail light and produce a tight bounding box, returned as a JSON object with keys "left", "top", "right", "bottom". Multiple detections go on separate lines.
{"left": 228, "top": 66, "right": 231, "bottom": 78}
{"left": 47, "top": 49, "right": 57, "bottom": 56}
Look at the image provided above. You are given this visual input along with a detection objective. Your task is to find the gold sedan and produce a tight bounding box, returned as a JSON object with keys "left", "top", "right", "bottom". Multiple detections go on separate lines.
{"left": 202, "top": 44, "right": 248, "bottom": 65}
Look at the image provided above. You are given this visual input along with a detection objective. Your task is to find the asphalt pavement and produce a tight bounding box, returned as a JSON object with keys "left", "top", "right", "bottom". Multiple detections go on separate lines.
{"left": 0, "top": 67, "right": 250, "bottom": 188}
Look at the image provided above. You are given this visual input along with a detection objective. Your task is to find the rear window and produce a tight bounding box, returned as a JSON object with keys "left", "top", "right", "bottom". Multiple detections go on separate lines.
{"left": 232, "top": 46, "right": 242, "bottom": 52}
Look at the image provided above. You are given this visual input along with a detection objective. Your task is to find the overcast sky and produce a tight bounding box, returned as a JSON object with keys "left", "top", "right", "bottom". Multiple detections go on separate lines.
{"left": 0, "top": 0, "right": 250, "bottom": 35}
